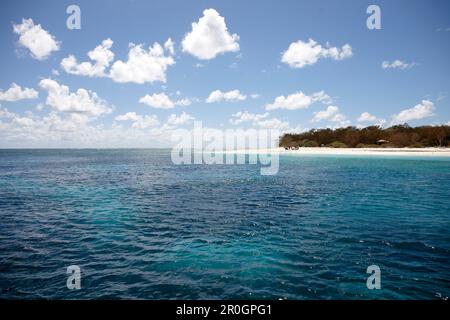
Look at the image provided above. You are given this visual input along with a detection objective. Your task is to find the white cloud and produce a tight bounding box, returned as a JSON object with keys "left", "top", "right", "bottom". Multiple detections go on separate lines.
{"left": 164, "top": 38, "right": 175, "bottom": 55}
{"left": 331, "top": 113, "right": 347, "bottom": 123}
{"left": 166, "top": 112, "right": 195, "bottom": 127}
{"left": 357, "top": 112, "right": 377, "bottom": 122}
{"left": 250, "top": 94, "right": 260, "bottom": 99}
{"left": 375, "top": 119, "right": 386, "bottom": 127}
{"left": 61, "top": 39, "right": 114, "bottom": 77}
{"left": 115, "top": 112, "right": 142, "bottom": 122}
{"left": 61, "top": 38, "right": 175, "bottom": 83}
{"left": 0, "top": 112, "right": 290, "bottom": 148}
{"left": 281, "top": 39, "right": 352, "bottom": 68}
{"left": 0, "top": 83, "right": 38, "bottom": 101}
{"left": 139, "top": 92, "right": 191, "bottom": 109}
{"left": 206, "top": 89, "right": 246, "bottom": 103}
{"left": 255, "top": 118, "right": 290, "bottom": 130}
{"left": 128, "top": 116, "right": 160, "bottom": 130}
{"left": 229, "top": 111, "right": 291, "bottom": 132}
{"left": 1, "top": 108, "right": 93, "bottom": 136}
{"left": 391, "top": 100, "right": 435, "bottom": 124}
{"left": 437, "top": 93, "right": 446, "bottom": 102}
{"left": 12, "top": 115, "right": 36, "bottom": 127}
{"left": 229, "top": 61, "right": 238, "bottom": 69}
{"left": 182, "top": 8, "right": 240, "bottom": 60}
{"left": 311, "top": 91, "right": 332, "bottom": 104}
{"left": 265, "top": 90, "right": 330, "bottom": 111}
{"left": 230, "top": 111, "right": 269, "bottom": 125}
{"left": 139, "top": 93, "right": 174, "bottom": 109}
{"left": 312, "top": 106, "right": 347, "bottom": 123}
{"left": 13, "top": 18, "right": 60, "bottom": 60}
{"left": 0, "top": 108, "right": 177, "bottom": 148}
{"left": 39, "top": 78, "right": 112, "bottom": 118}
{"left": 115, "top": 112, "right": 159, "bottom": 129}
{"left": 110, "top": 41, "right": 175, "bottom": 84}
{"left": 173, "top": 98, "right": 192, "bottom": 106}
{"left": 357, "top": 112, "right": 386, "bottom": 126}
{"left": 0, "top": 107, "right": 16, "bottom": 118}
{"left": 381, "top": 60, "right": 415, "bottom": 70}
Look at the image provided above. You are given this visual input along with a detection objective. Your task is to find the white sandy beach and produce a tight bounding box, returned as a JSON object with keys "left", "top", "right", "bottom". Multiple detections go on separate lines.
{"left": 229, "top": 147, "right": 450, "bottom": 157}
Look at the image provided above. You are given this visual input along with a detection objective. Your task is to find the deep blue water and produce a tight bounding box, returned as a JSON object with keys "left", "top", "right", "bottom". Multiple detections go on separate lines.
{"left": 0, "top": 149, "right": 449, "bottom": 299}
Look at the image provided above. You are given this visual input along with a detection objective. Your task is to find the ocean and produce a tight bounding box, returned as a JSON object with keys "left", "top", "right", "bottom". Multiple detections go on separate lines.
{"left": 0, "top": 149, "right": 449, "bottom": 299}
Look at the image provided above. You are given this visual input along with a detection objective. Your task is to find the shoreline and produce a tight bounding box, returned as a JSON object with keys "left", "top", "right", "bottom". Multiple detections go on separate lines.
{"left": 229, "top": 147, "right": 450, "bottom": 157}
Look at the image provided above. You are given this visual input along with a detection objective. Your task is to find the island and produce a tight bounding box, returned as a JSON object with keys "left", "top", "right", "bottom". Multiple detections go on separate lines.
{"left": 279, "top": 124, "right": 450, "bottom": 149}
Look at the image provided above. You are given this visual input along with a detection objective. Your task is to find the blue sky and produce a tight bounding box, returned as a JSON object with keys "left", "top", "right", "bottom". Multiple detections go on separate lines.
{"left": 0, "top": 0, "right": 449, "bottom": 147}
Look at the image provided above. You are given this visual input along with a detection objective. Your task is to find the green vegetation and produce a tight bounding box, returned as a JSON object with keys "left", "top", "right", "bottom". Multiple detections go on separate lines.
{"left": 279, "top": 124, "right": 450, "bottom": 148}
{"left": 328, "top": 141, "right": 348, "bottom": 148}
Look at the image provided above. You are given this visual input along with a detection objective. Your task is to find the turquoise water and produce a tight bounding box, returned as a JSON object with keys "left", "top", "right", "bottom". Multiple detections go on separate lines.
{"left": 0, "top": 149, "right": 449, "bottom": 299}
